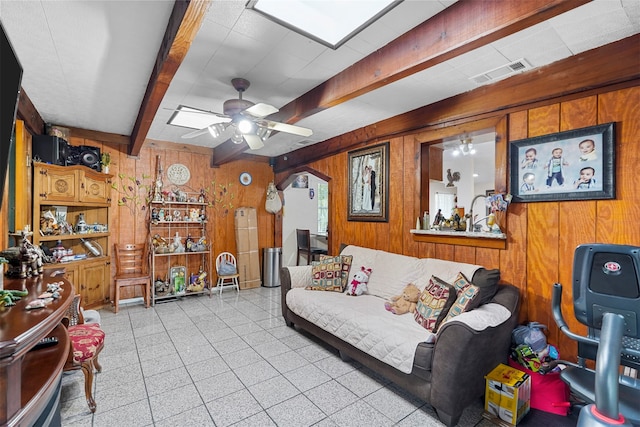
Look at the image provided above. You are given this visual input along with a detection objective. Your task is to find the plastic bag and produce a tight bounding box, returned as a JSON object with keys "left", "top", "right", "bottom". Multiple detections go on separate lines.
{"left": 218, "top": 260, "right": 237, "bottom": 275}
{"left": 512, "top": 322, "right": 548, "bottom": 353}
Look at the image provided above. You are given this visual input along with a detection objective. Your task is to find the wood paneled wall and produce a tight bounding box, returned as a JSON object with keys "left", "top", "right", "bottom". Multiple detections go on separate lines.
{"left": 296, "top": 86, "right": 639, "bottom": 362}
{"left": 63, "top": 137, "right": 276, "bottom": 302}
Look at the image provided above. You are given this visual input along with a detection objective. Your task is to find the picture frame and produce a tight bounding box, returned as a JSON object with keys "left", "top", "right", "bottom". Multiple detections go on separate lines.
{"left": 348, "top": 142, "right": 389, "bottom": 222}
{"left": 510, "top": 122, "right": 615, "bottom": 203}
{"left": 292, "top": 174, "right": 309, "bottom": 189}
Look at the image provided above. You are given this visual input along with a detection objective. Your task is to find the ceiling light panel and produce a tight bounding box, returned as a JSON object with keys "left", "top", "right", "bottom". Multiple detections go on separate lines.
{"left": 168, "top": 106, "right": 230, "bottom": 129}
{"left": 247, "top": 0, "right": 402, "bottom": 49}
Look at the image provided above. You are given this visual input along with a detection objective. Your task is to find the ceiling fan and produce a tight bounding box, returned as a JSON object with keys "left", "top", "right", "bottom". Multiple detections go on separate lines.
{"left": 171, "top": 78, "right": 313, "bottom": 150}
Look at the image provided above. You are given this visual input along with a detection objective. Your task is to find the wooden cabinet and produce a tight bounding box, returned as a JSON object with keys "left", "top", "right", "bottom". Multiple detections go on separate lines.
{"left": 33, "top": 163, "right": 112, "bottom": 308}
{"left": 58, "top": 258, "right": 110, "bottom": 308}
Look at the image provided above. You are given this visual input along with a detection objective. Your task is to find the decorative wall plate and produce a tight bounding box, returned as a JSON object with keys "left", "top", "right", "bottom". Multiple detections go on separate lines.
{"left": 166, "top": 163, "right": 190, "bottom": 185}
{"left": 239, "top": 172, "right": 252, "bottom": 186}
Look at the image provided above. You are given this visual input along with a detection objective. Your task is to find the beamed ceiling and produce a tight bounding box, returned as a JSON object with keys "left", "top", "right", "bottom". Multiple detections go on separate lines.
{"left": 2, "top": 0, "right": 639, "bottom": 169}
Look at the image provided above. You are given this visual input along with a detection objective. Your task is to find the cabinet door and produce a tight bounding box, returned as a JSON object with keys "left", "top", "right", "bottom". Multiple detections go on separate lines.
{"left": 79, "top": 259, "right": 108, "bottom": 308}
{"left": 63, "top": 265, "right": 79, "bottom": 296}
{"left": 35, "top": 166, "right": 78, "bottom": 202}
{"left": 81, "top": 173, "right": 110, "bottom": 205}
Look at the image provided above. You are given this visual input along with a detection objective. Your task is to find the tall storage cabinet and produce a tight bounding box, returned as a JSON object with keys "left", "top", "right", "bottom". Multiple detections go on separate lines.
{"left": 149, "top": 193, "right": 212, "bottom": 304}
{"left": 32, "top": 163, "right": 112, "bottom": 308}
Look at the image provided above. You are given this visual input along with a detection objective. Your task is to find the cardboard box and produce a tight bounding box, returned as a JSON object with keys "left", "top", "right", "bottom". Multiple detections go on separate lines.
{"left": 238, "top": 249, "right": 261, "bottom": 289}
{"left": 235, "top": 207, "right": 260, "bottom": 289}
{"left": 235, "top": 207, "right": 257, "bottom": 228}
{"left": 484, "top": 363, "right": 531, "bottom": 426}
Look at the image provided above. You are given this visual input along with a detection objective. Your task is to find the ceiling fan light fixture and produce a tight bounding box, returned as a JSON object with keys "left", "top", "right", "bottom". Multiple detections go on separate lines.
{"left": 231, "top": 130, "right": 244, "bottom": 144}
{"left": 258, "top": 127, "right": 272, "bottom": 141}
{"left": 237, "top": 118, "right": 254, "bottom": 134}
{"left": 208, "top": 123, "right": 224, "bottom": 138}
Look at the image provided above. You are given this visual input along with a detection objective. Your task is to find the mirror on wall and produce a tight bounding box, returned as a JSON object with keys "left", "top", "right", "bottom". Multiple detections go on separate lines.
{"left": 429, "top": 129, "right": 496, "bottom": 226}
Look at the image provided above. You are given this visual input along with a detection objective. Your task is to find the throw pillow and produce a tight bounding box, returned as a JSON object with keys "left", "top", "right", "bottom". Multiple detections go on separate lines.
{"left": 307, "top": 255, "right": 348, "bottom": 292}
{"left": 471, "top": 268, "right": 500, "bottom": 305}
{"left": 320, "top": 254, "right": 353, "bottom": 291}
{"left": 443, "top": 272, "right": 480, "bottom": 323}
{"left": 414, "top": 276, "right": 457, "bottom": 332}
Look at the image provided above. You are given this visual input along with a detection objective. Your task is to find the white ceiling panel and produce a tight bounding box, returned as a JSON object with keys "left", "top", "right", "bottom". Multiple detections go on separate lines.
{"left": 0, "top": 0, "right": 637, "bottom": 159}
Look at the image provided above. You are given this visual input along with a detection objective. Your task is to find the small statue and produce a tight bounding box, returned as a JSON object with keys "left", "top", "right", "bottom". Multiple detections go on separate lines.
{"left": 171, "top": 232, "right": 184, "bottom": 253}
{"left": 18, "top": 231, "right": 44, "bottom": 278}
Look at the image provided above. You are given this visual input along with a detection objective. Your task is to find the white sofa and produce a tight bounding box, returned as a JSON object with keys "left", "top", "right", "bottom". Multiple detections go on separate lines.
{"left": 280, "top": 245, "right": 520, "bottom": 426}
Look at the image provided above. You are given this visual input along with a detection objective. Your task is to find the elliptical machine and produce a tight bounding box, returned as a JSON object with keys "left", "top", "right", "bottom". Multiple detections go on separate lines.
{"left": 543, "top": 244, "right": 640, "bottom": 427}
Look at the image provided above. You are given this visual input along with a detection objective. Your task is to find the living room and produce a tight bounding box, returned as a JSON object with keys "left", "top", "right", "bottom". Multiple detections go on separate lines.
{"left": 1, "top": 1, "right": 639, "bottom": 426}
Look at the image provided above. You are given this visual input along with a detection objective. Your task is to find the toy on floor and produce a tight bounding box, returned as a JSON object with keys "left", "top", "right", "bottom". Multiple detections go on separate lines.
{"left": 346, "top": 266, "right": 371, "bottom": 296}
{"left": 385, "top": 283, "right": 421, "bottom": 315}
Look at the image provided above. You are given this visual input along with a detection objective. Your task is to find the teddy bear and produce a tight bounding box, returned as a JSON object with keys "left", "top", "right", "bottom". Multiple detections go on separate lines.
{"left": 384, "top": 283, "right": 421, "bottom": 315}
{"left": 346, "top": 266, "right": 372, "bottom": 296}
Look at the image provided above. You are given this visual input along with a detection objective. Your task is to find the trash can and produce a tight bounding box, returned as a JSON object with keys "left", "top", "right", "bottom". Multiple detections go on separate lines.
{"left": 262, "top": 247, "right": 282, "bottom": 287}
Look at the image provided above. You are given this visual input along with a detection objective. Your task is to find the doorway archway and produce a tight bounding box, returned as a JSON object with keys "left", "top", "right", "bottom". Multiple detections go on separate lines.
{"left": 275, "top": 167, "right": 331, "bottom": 266}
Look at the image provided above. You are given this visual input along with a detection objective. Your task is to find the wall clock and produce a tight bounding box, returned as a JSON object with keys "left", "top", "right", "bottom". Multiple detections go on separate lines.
{"left": 166, "top": 163, "right": 190, "bottom": 185}
{"left": 239, "top": 172, "right": 252, "bottom": 186}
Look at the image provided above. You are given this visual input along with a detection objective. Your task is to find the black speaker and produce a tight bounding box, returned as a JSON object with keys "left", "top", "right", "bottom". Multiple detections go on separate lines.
{"left": 66, "top": 145, "right": 101, "bottom": 171}
{"left": 32, "top": 135, "right": 67, "bottom": 166}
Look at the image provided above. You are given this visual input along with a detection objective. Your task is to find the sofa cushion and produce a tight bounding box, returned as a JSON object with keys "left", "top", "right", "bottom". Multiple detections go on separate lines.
{"left": 414, "top": 276, "right": 457, "bottom": 332}
{"left": 286, "top": 289, "right": 436, "bottom": 374}
{"left": 307, "top": 256, "right": 345, "bottom": 292}
{"left": 443, "top": 272, "right": 480, "bottom": 323}
{"left": 341, "top": 245, "right": 423, "bottom": 299}
{"left": 320, "top": 254, "right": 353, "bottom": 291}
{"left": 470, "top": 268, "right": 501, "bottom": 305}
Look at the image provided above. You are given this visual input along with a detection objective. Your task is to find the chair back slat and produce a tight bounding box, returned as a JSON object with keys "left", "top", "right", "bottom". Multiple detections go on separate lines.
{"left": 114, "top": 243, "right": 148, "bottom": 276}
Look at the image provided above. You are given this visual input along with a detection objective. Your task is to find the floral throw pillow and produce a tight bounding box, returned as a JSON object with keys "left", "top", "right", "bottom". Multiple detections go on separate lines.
{"left": 443, "top": 272, "right": 480, "bottom": 323}
{"left": 414, "top": 276, "right": 457, "bottom": 332}
{"left": 307, "top": 255, "right": 349, "bottom": 292}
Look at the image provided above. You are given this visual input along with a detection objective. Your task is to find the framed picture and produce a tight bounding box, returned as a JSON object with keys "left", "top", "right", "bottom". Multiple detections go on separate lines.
{"left": 348, "top": 142, "right": 389, "bottom": 222}
{"left": 292, "top": 174, "right": 309, "bottom": 188}
{"left": 510, "top": 122, "right": 615, "bottom": 203}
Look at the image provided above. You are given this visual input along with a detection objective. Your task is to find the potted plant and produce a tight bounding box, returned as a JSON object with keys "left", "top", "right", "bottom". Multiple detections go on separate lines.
{"left": 101, "top": 152, "right": 111, "bottom": 173}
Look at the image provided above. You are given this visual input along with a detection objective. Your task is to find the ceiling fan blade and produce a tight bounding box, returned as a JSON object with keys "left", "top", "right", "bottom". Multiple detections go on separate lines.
{"left": 243, "top": 133, "right": 265, "bottom": 150}
{"left": 244, "top": 103, "right": 278, "bottom": 118}
{"left": 182, "top": 127, "right": 212, "bottom": 139}
{"left": 262, "top": 120, "right": 313, "bottom": 137}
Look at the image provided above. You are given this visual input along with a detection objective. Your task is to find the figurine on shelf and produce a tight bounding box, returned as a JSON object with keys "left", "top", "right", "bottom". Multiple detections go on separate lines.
{"left": 158, "top": 209, "right": 165, "bottom": 221}
{"left": 189, "top": 207, "right": 199, "bottom": 222}
{"left": 198, "top": 189, "right": 206, "bottom": 204}
{"left": 185, "top": 235, "right": 194, "bottom": 252}
{"left": 171, "top": 232, "right": 185, "bottom": 253}
{"left": 18, "top": 230, "right": 44, "bottom": 278}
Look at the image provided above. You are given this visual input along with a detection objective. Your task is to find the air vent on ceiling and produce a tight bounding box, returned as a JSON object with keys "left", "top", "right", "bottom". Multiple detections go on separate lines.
{"left": 470, "top": 58, "right": 532, "bottom": 85}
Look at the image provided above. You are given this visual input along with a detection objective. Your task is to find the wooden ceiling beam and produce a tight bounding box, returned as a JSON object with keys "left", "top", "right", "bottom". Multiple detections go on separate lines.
{"left": 212, "top": 0, "right": 589, "bottom": 166}
{"left": 16, "top": 88, "right": 45, "bottom": 137}
{"left": 129, "top": 0, "right": 210, "bottom": 157}
{"left": 272, "top": 35, "right": 640, "bottom": 173}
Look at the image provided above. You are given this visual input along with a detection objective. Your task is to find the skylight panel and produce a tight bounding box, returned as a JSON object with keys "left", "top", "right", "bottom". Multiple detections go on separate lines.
{"left": 247, "top": 0, "right": 402, "bottom": 49}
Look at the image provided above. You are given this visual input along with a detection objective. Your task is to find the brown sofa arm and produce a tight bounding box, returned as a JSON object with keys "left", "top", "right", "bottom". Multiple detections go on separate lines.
{"left": 428, "top": 284, "right": 520, "bottom": 424}
{"left": 280, "top": 266, "right": 293, "bottom": 321}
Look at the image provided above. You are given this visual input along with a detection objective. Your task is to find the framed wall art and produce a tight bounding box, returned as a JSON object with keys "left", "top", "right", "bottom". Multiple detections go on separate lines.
{"left": 348, "top": 142, "right": 389, "bottom": 222}
{"left": 510, "top": 122, "right": 615, "bottom": 203}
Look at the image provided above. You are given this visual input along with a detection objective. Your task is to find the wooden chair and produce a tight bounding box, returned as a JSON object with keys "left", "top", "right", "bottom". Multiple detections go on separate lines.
{"left": 113, "top": 243, "right": 151, "bottom": 313}
{"left": 63, "top": 295, "right": 105, "bottom": 413}
{"left": 296, "top": 229, "right": 327, "bottom": 265}
{"left": 215, "top": 252, "right": 240, "bottom": 295}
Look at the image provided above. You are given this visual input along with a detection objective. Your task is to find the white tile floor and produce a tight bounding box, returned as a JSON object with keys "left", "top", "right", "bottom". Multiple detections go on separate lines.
{"left": 60, "top": 286, "right": 494, "bottom": 426}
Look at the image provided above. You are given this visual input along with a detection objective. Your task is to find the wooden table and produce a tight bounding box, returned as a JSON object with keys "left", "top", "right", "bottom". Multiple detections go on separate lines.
{"left": 0, "top": 270, "right": 72, "bottom": 426}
